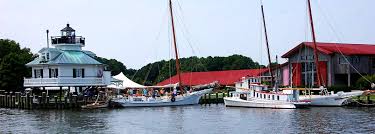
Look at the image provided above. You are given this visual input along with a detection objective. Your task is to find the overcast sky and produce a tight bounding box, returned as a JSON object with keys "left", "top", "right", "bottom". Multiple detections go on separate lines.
{"left": 1, "top": 0, "right": 375, "bottom": 69}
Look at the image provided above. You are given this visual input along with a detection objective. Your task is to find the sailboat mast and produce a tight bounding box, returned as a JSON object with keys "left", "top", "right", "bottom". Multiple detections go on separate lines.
{"left": 307, "top": 0, "right": 322, "bottom": 86}
{"left": 168, "top": 0, "right": 183, "bottom": 87}
{"left": 260, "top": 2, "right": 274, "bottom": 86}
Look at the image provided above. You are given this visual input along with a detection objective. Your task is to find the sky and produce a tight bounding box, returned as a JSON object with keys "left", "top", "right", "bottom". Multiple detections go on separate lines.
{"left": 1, "top": 0, "right": 375, "bottom": 69}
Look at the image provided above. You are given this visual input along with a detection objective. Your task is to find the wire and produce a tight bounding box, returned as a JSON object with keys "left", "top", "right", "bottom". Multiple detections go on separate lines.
{"left": 315, "top": 0, "right": 372, "bottom": 83}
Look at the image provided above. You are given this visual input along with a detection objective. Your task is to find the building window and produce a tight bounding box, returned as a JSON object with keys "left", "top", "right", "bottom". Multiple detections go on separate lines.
{"left": 339, "top": 57, "right": 348, "bottom": 64}
{"left": 46, "top": 53, "right": 50, "bottom": 60}
{"left": 372, "top": 58, "right": 375, "bottom": 69}
{"left": 34, "top": 69, "right": 43, "bottom": 78}
{"left": 73, "top": 68, "right": 85, "bottom": 78}
{"left": 49, "top": 68, "right": 58, "bottom": 78}
{"left": 272, "top": 95, "right": 275, "bottom": 100}
{"left": 277, "top": 96, "right": 279, "bottom": 100}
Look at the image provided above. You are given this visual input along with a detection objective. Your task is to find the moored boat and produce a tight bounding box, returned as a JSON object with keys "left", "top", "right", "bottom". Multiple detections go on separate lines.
{"left": 224, "top": 77, "right": 310, "bottom": 109}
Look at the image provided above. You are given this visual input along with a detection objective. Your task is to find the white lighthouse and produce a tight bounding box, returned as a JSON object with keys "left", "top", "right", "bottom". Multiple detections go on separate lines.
{"left": 24, "top": 24, "right": 111, "bottom": 93}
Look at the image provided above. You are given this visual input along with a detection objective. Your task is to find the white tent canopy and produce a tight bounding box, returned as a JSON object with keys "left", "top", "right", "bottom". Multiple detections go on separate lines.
{"left": 109, "top": 72, "right": 146, "bottom": 89}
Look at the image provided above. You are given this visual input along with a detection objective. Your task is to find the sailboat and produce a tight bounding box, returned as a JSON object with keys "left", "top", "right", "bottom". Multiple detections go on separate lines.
{"left": 223, "top": 1, "right": 310, "bottom": 109}
{"left": 112, "top": 0, "right": 213, "bottom": 107}
{"left": 297, "top": 0, "right": 364, "bottom": 106}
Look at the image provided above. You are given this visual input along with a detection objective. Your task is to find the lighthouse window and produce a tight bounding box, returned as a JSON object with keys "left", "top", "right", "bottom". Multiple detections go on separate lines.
{"left": 34, "top": 69, "right": 43, "bottom": 78}
{"left": 73, "top": 68, "right": 85, "bottom": 78}
{"left": 46, "top": 53, "right": 50, "bottom": 60}
{"left": 49, "top": 68, "right": 58, "bottom": 78}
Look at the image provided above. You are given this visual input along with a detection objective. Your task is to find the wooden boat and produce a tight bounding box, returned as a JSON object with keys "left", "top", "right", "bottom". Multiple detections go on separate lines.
{"left": 224, "top": 77, "right": 309, "bottom": 109}
{"left": 112, "top": 0, "right": 214, "bottom": 107}
{"left": 81, "top": 101, "right": 108, "bottom": 109}
{"left": 224, "top": 2, "right": 310, "bottom": 109}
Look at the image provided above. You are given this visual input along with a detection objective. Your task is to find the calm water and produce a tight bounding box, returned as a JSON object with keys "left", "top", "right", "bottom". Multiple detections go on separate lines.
{"left": 1, "top": 105, "right": 374, "bottom": 134}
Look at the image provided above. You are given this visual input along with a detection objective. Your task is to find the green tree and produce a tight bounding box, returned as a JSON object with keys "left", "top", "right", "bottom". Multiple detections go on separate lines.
{"left": 0, "top": 39, "right": 34, "bottom": 92}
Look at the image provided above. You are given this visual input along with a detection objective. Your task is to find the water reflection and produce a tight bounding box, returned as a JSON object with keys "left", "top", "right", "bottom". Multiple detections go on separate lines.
{"left": 1, "top": 105, "right": 374, "bottom": 133}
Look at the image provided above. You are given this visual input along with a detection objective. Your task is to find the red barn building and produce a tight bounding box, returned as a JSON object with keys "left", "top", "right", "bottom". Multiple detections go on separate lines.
{"left": 282, "top": 42, "right": 375, "bottom": 87}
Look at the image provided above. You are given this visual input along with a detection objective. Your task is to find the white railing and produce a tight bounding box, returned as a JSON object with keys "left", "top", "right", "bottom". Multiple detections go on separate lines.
{"left": 24, "top": 77, "right": 105, "bottom": 87}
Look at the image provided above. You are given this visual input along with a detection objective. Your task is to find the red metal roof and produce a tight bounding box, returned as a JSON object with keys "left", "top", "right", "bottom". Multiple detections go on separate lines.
{"left": 282, "top": 42, "right": 375, "bottom": 58}
{"left": 157, "top": 69, "right": 268, "bottom": 86}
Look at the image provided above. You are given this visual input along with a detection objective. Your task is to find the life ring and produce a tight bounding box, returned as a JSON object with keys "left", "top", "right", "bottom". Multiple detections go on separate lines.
{"left": 171, "top": 97, "right": 176, "bottom": 102}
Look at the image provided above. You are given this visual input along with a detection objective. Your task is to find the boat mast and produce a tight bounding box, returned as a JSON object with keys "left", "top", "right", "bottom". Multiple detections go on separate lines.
{"left": 307, "top": 0, "right": 322, "bottom": 86}
{"left": 260, "top": 1, "right": 274, "bottom": 87}
{"left": 168, "top": 0, "right": 183, "bottom": 89}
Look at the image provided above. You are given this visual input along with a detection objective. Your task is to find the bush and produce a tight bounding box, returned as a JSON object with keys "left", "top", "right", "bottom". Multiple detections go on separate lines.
{"left": 355, "top": 75, "right": 375, "bottom": 90}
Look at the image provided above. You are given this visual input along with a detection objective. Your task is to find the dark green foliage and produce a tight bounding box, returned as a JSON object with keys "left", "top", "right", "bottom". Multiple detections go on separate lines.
{"left": 0, "top": 39, "right": 34, "bottom": 92}
{"left": 95, "top": 57, "right": 131, "bottom": 76}
{"left": 355, "top": 75, "right": 375, "bottom": 90}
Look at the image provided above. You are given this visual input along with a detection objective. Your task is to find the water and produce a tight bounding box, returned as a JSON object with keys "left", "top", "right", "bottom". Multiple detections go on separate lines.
{"left": 1, "top": 105, "right": 374, "bottom": 134}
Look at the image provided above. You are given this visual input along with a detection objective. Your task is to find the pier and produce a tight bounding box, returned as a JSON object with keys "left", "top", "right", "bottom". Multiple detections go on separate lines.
{"left": 0, "top": 90, "right": 105, "bottom": 109}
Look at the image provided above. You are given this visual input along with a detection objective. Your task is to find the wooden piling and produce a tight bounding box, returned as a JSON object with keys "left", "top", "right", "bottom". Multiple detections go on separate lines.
{"left": 42, "top": 92, "right": 46, "bottom": 108}
{"left": 208, "top": 93, "right": 211, "bottom": 104}
{"left": 54, "top": 96, "right": 58, "bottom": 109}
{"left": 11, "top": 96, "right": 15, "bottom": 108}
{"left": 216, "top": 93, "right": 219, "bottom": 104}
{"left": 64, "top": 96, "right": 68, "bottom": 109}
{"left": 46, "top": 96, "right": 50, "bottom": 109}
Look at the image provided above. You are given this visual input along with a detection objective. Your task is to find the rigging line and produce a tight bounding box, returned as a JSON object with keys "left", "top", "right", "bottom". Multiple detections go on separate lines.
{"left": 131, "top": 6, "right": 170, "bottom": 81}
{"left": 142, "top": 8, "right": 171, "bottom": 84}
{"left": 315, "top": 1, "right": 372, "bottom": 83}
{"left": 175, "top": 0, "right": 214, "bottom": 84}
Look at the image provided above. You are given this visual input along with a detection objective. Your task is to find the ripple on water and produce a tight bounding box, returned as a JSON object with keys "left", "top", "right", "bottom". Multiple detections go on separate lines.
{"left": 1, "top": 106, "right": 375, "bottom": 133}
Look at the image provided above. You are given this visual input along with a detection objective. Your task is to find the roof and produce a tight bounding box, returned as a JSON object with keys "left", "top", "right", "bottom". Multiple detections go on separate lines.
{"left": 38, "top": 48, "right": 61, "bottom": 53}
{"left": 282, "top": 42, "right": 375, "bottom": 58}
{"left": 157, "top": 69, "right": 268, "bottom": 86}
{"left": 61, "top": 24, "right": 75, "bottom": 31}
{"left": 26, "top": 50, "right": 103, "bottom": 66}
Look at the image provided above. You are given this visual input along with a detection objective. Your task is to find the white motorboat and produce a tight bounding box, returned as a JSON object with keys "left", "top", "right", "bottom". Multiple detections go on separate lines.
{"left": 224, "top": 77, "right": 310, "bottom": 109}
{"left": 113, "top": 88, "right": 212, "bottom": 107}
{"left": 298, "top": 88, "right": 364, "bottom": 106}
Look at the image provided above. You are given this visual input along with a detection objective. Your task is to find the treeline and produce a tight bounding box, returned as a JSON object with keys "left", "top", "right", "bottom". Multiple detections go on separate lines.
{"left": 0, "top": 39, "right": 35, "bottom": 92}
{"left": 96, "top": 55, "right": 264, "bottom": 85}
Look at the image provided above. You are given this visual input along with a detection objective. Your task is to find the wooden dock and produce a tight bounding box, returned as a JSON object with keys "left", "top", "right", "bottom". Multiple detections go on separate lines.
{"left": 0, "top": 91, "right": 103, "bottom": 109}
{"left": 199, "top": 91, "right": 232, "bottom": 104}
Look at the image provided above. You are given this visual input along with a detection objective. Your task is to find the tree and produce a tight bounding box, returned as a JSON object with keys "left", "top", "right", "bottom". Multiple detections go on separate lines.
{"left": 0, "top": 39, "right": 34, "bottom": 92}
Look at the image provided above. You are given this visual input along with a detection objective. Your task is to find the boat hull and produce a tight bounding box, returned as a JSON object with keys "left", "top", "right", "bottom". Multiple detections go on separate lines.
{"left": 113, "top": 88, "right": 212, "bottom": 107}
{"left": 299, "top": 91, "right": 363, "bottom": 106}
{"left": 224, "top": 97, "right": 307, "bottom": 109}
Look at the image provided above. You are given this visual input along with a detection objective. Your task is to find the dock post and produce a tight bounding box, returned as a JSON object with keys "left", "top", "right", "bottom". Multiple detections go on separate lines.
{"left": 46, "top": 95, "right": 50, "bottom": 109}
{"left": 25, "top": 94, "right": 29, "bottom": 109}
{"left": 12, "top": 95, "right": 16, "bottom": 108}
{"left": 0, "top": 95, "right": 2, "bottom": 107}
{"left": 42, "top": 92, "right": 46, "bottom": 109}
{"left": 216, "top": 93, "right": 219, "bottom": 104}
{"left": 6, "top": 92, "right": 10, "bottom": 108}
{"left": 208, "top": 93, "right": 211, "bottom": 104}
{"left": 38, "top": 96, "right": 42, "bottom": 109}
{"left": 54, "top": 96, "right": 58, "bottom": 109}
{"left": 15, "top": 92, "right": 20, "bottom": 109}
{"left": 64, "top": 96, "right": 67, "bottom": 109}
